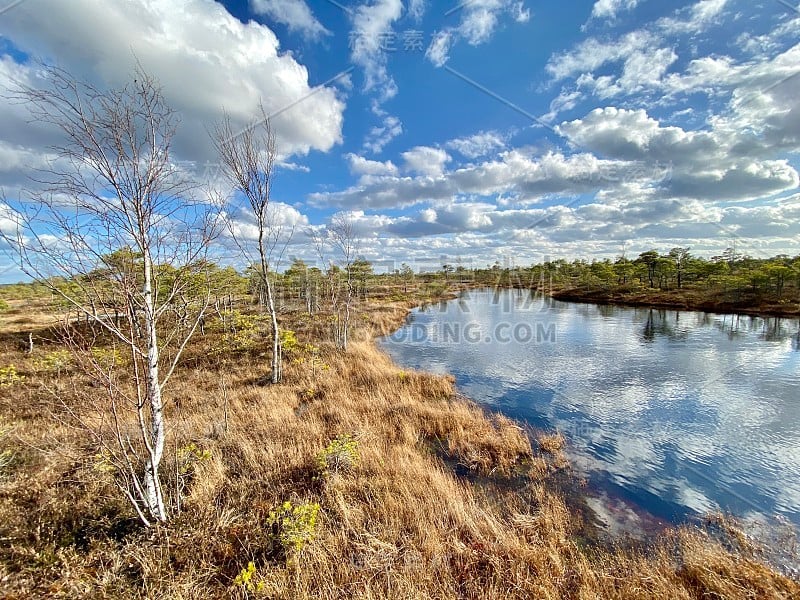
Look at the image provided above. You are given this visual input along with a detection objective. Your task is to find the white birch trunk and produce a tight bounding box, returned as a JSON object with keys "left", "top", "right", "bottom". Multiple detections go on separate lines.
{"left": 142, "top": 253, "right": 167, "bottom": 522}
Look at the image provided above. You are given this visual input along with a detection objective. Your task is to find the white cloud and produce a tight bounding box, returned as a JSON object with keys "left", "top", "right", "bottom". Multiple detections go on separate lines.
{"left": 363, "top": 114, "right": 403, "bottom": 154}
{"left": 349, "top": 0, "right": 403, "bottom": 102}
{"left": 310, "top": 148, "right": 665, "bottom": 210}
{"left": 557, "top": 107, "right": 800, "bottom": 202}
{"left": 346, "top": 153, "right": 399, "bottom": 177}
{"left": 590, "top": 0, "right": 641, "bottom": 21}
{"left": 276, "top": 160, "right": 311, "bottom": 173}
{"left": 548, "top": 0, "right": 737, "bottom": 93}
{"left": 0, "top": 0, "right": 345, "bottom": 164}
{"left": 542, "top": 89, "right": 584, "bottom": 122}
{"left": 574, "top": 46, "right": 678, "bottom": 98}
{"left": 426, "top": 30, "right": 454, "bottom": 68}
{"left": 402, "top": 146, "right": 451, "bottom": 177}
{"left": 229, "top": 201, "right": 309, "bottom": 244}
{"left": 424, "top": 1, "right": 531, "bottom": 68}
{"left": 408, "top": 0, "right": 426, "bottom": 21}
{"left": 658, "top": 0, "right": 729, "bottom": 36}
{"left": 250, "top": 0, "right": 329, "bottom": 39}
{"left": 546, "top": 30, "right": 659, "bottom": 81}
{"left": 446, "top": 131, "right": 508, "bottom": 159}
{"left": 557, "top": 108, "right": 718, "bottom": 165}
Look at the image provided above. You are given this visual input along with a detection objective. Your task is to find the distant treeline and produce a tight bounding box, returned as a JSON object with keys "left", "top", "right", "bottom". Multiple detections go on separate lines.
{"left": 2, "top": 248, "right": 799, "bottom": 308}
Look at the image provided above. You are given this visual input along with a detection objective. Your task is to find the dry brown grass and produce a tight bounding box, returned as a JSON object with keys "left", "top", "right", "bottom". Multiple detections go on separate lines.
{"left": 0, "top": 295, "right": 797, "bottom": 598}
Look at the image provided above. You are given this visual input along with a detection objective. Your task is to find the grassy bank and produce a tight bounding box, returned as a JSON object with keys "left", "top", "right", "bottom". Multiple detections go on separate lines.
{"left": 0, "top": 292, "right": 798, "bottom": 598}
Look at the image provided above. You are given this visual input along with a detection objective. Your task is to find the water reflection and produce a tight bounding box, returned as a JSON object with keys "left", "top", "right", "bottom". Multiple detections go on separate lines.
{"left": 380, "top": 290, "right": 800, "bottom": 527}
{"left": 641, "top": 309, "right": 688, "bottom": 344}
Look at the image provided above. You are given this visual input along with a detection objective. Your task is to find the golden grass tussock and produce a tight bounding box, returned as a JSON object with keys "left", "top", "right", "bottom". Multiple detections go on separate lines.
{"left": 0, "top": 295, "right": 798, "bottom": 598}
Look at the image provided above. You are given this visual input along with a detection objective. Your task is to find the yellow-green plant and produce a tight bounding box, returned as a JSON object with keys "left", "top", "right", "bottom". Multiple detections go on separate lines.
{"left": 267, "top": 501, "right": 320, "bottom": 553}
{"left": 0, "top": 365, "right": 24, "bottom": 387}
{"left": 212, "top": 311, "right": 267, "bottom": 354}
{"left": 233, "top": 561, "right": 264, "bottom": 594}
{"left": 91, "top": 346, "right": 126, "bottom": 368}
{"left": 93, "top": 448, "right": 116, "bottom": 474}
{"left": 177, "top": 442, "right": 211, "bottom": 475}
{"left": 34, "top": 349, "right": 73, "bottom": 374}
{"left": 279, "top": 328, "right": 301, "bottom": 354}
{"left": 304, "top": 344, "right": 329, "bottom": 380}
{"left": 281, "top": 329, "right": 318, "bottom": 364}
{"left": 315, "top": 434, "right": 359, "bottom": 478}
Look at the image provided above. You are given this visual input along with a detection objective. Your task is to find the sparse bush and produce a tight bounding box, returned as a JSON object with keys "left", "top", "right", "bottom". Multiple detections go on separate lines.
{"left": 315, "top": 434, "right": 359, "bottom": 478}
{"left": 0, "top": 298, "right": 8, "bottom": 312}
{"left": 0, "top": 365, "right": 24, "bottom": 387}
{"left": 279, "top": 328, "right": 301, "bottom": 354}
{"left": 211, "top": 311, "right": 268, "bottom": 354}
{"left": 267, "top": 501, "right": 320, "bottom": 554}
{"left": 281, "top": 328, "right": 318, "bottom": 364}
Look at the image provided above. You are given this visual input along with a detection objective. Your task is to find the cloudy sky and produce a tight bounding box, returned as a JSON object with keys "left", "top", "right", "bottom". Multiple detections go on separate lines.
{"left": 0, "top": 0, "right": 799, "bottom": 279}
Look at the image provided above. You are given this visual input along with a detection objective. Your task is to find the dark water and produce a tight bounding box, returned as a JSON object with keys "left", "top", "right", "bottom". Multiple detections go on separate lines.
{"left": 379, "top": 289, "right": 800, "bottom": 530}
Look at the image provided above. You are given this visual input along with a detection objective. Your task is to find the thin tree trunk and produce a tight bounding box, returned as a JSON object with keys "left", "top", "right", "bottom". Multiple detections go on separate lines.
{"left": 266, "top": 276, "right": 281, "bottom": 384}
{"left": 259, "top": 230, "right": 281, "bottom": 383}
{"left": 142, "top": 254, "right": 166, "bottom": 522}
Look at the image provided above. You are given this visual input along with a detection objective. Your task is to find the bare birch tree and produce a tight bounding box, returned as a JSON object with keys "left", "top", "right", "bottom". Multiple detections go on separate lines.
{"left": 212, "top": 109, "right": 291, "bottom": 383}
{"left": 311, "top": 214, "right": 358, "bottom": 351}
{"left": 1, "top": 65, "right": 217, "bottom": 526}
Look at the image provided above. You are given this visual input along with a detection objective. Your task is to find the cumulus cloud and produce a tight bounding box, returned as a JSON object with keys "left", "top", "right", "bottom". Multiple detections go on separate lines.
{"left": 250, "top": 0, "right": 329, "bottom": 39}
{"left": 310, "top": 148, "right": 667, "bottom": 210}
{"left": 0, "top": 0, "right": 345, "bottom": 165}
{"left": 227, "top": 201, "right": 310, "bottom": 249}
{"left": 309, "top": 192, "right": 800, "bottom": 268}
{"left": 557, "top": 108, "right": 720, "bottom": 165}
{"left": 346, "top": 153, "right": 399, "bottom": 177}
{"left": 557, "top": 107, "right": 799, "bottom": 202}
{"left": 402, "top": 146, "right": 451, "bottom": 177}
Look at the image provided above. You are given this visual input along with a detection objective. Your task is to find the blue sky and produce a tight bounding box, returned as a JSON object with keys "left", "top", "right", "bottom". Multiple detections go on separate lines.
{"left": 0, "top": 0, "right": 799, "bottom": 280}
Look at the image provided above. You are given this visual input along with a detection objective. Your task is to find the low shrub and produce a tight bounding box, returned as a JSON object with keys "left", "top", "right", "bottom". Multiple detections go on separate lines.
{"left": 315, "top": 434, "right": 359, "bottom": 478}
{"left": 267, "top": 501, "right": 320, "bottom": 554}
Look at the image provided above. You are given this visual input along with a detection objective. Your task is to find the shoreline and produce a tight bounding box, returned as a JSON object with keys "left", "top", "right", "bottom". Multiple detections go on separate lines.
{"left": 370, "top": 294, "right": 670, "bottom": 543}
{"left": 373, "top": 290, "right": 800, "bottom": 566}
{"left": 426, "top": 282, "right": 800, "bottom": 319}
{"left": 549, "top": 287, "right": 800, "bottom": 319}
